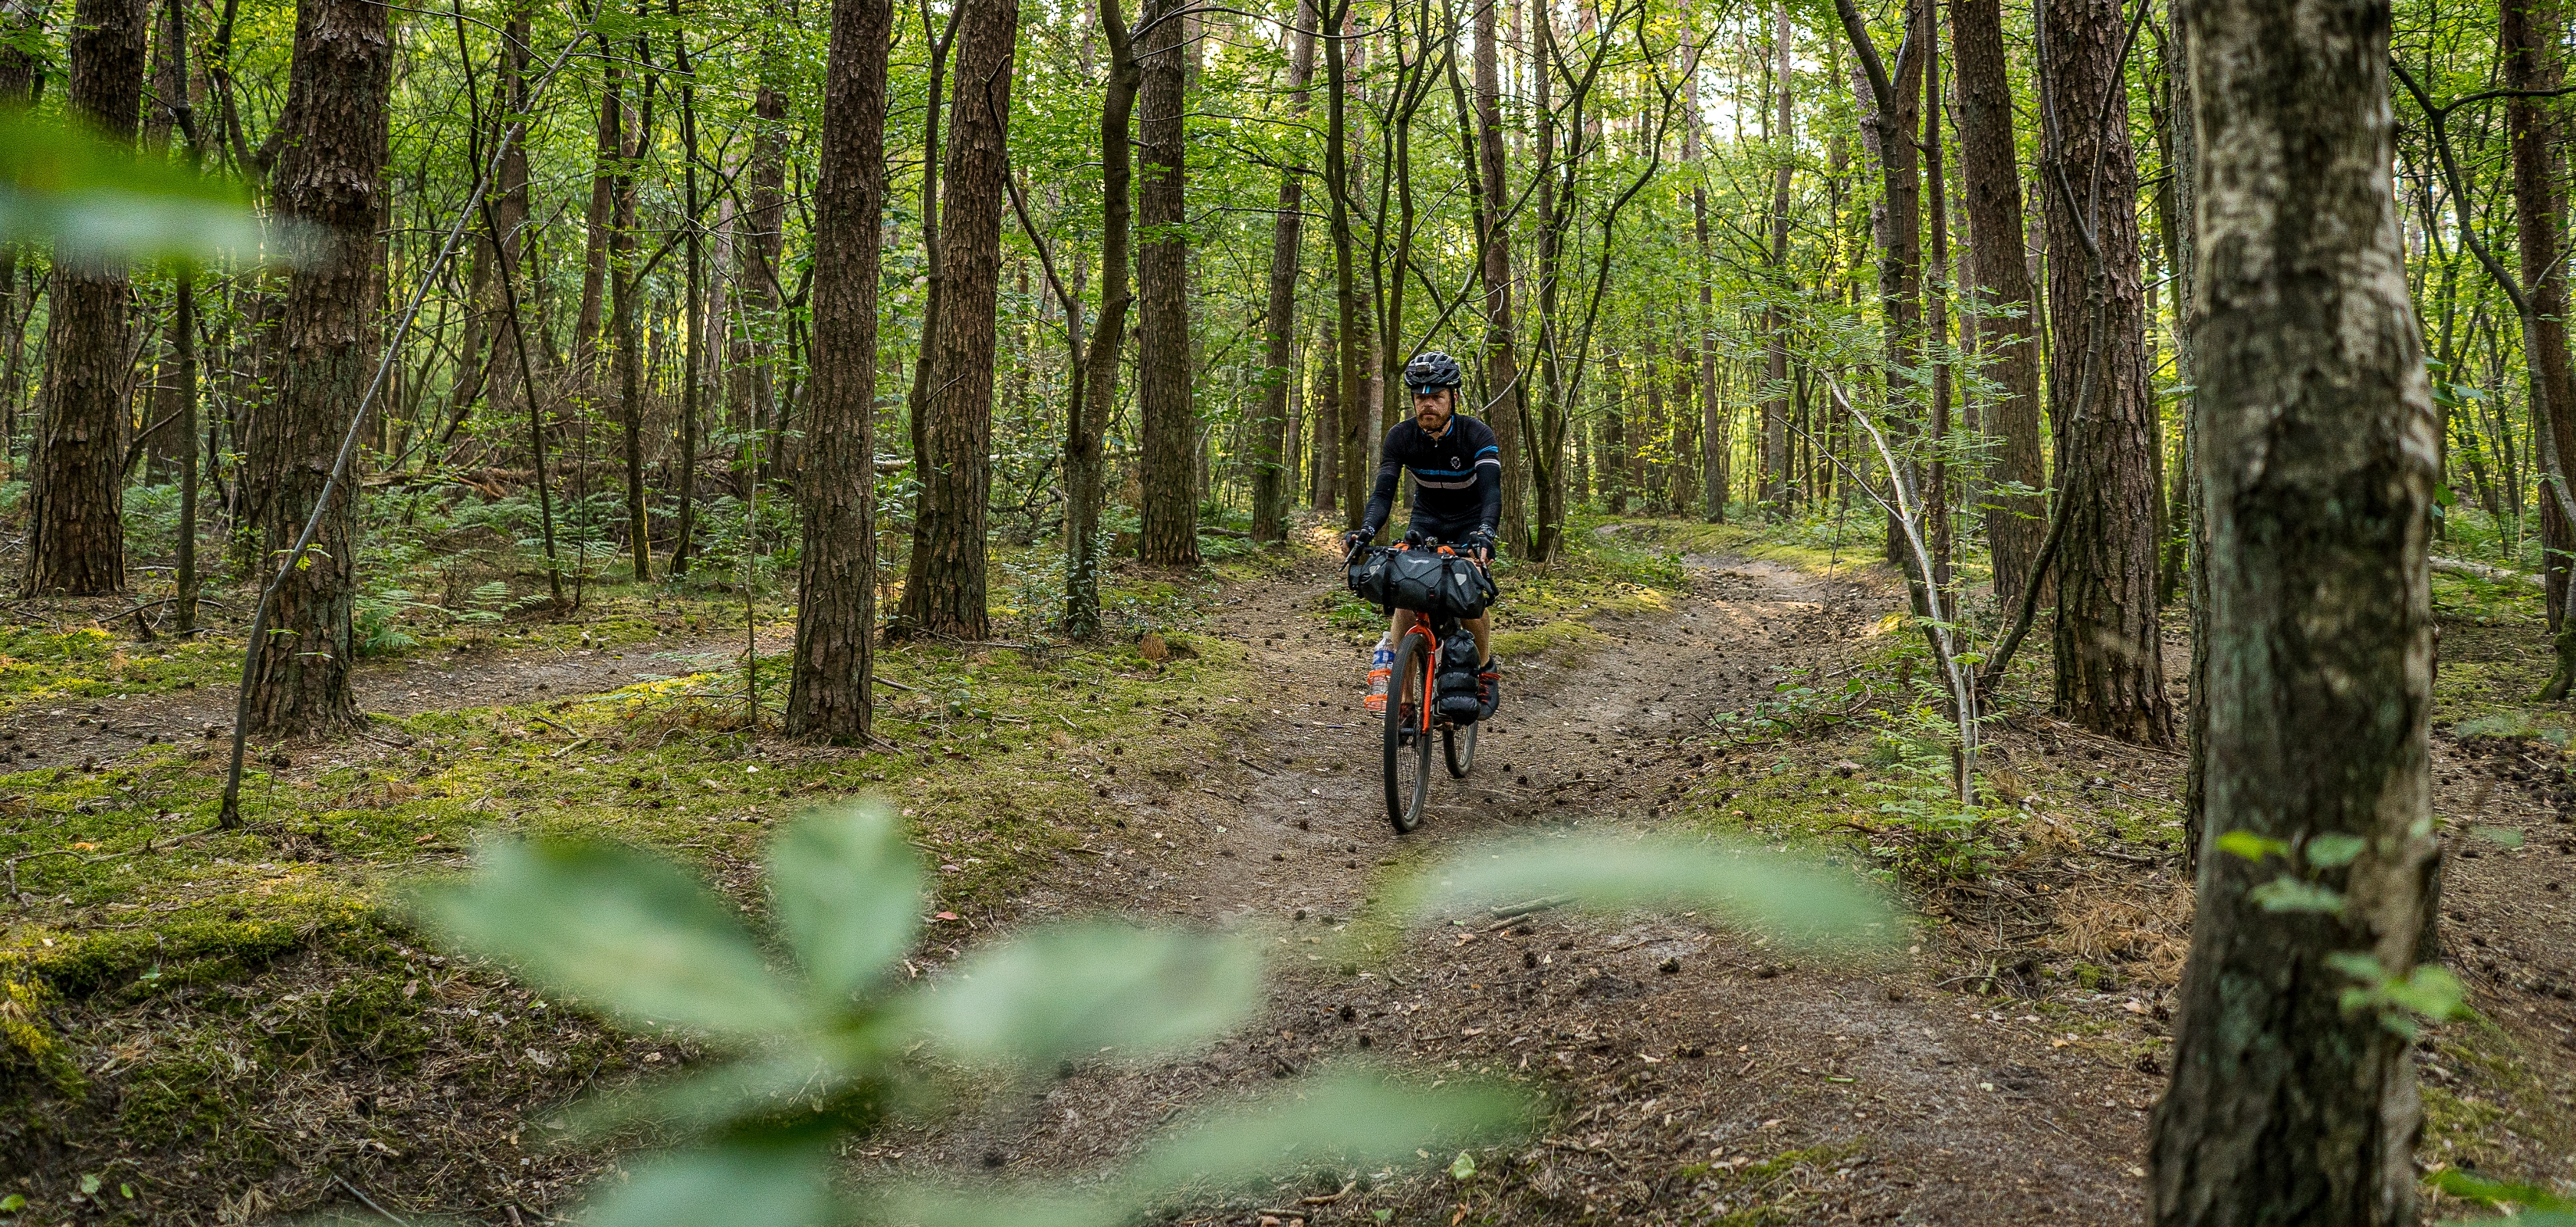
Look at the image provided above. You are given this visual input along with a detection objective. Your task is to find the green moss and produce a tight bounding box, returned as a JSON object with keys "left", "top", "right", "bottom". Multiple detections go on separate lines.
{"left": 0, "top": 626, "right": 239, "bottom": 716}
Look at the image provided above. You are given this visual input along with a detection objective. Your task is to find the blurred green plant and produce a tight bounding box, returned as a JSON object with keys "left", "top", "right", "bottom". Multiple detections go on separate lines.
{"left": 0, "top": 110, "right": 276, "bottom": 267}
{"left": 2433, "top": 1166, "right": 2576, "bottom": 1226}
{"left": 406, "top": 808, "right": 1893, "bottom": 1226}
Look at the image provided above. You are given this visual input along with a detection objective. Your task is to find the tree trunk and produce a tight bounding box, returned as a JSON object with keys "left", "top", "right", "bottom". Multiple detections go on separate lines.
{"left": 2500, "top": 0, "right": 2576, "bottom": 698}
{"left": 610, "top": 64, "right": 650, "bottom": 584}
{"left": 895, "top": 0, "right": 1014, "bottom": 637}
{"left": 1834, "top": 0, "right": 1923, "bottom": 568}
{"left": 671, "top": 12, "right": 704, "bottom": 575}
{"left": 244, "top": 0, "right": 386, "bottom": 737}
{"left": 1760, "top": 0, "right": 1790, "bottom": 509}
{"left": 1250, "top": 0, "right": 1314, "bottom": 544}
{"left": 1062, "top": 0, "right": 1138, "bottom": 639}
{"left": 905, "top": 0, "right": 961, "bottom": 473}
{"left": 784, "top": 0, "right": 891, "bottom": 742}
{"left": 1135, "top": 0, "right": 1198, "bottom": 566}
{"left": 734, "top": 71, "right": 787, "bottom": 462}
{"left": 1326, "top": 0, "right": 1368, "bottom": 528}
{"left": 2041, "top": 0, "right": 2175, "bottom": 745}
{"left": 576, "top": 61, "right": 619, "bottom": 381}
{"left": 22, "top": 0, "right": 146, "bottom": 597}
{"left": 1472, "top": 0, "right": 1524, "bottom": 549}
{"left": 1953, "top": 0, "right": 2044, "bottom": 609}
{"left": 2147, "top": 4, "right": 2437, "bottom": 1221}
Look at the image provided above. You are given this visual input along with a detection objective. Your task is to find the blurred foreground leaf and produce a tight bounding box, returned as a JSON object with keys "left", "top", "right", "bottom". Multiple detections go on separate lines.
{"left": 577, "top": 1144, "right": 836, "bottom": 1227}
{"left": 904, "top": 922, "right": 1262, "bottom": 1067}
{"left": 1396, "top": 831, "right": 1898, "bottom": 946}
{"left": 0, "top": 111, "right": 276, "bottom": 265}
{"left": 865, "top": 1071, "right": 1532, "bottom": 1227}
{"left": 412, "top": 838, "right": 803, "bottom": 1038}
{"left": 767, "top": 806, "right": 923, "bottom": 1002}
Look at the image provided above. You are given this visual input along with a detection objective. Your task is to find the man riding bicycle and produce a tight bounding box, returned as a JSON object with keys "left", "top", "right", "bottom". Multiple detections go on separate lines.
{"left": 1342, "top": 350, "right": 1502, "bottom": 712}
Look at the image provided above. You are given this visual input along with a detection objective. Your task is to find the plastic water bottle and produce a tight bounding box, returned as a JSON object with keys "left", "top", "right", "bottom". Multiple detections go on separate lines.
{"left": 1363, "top": 631, "right": 1394, "bottom": 713}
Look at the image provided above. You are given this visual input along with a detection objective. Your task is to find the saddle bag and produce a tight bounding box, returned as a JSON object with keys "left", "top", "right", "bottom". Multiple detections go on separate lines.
{"left": 1435, "top": 634, "right": 1484, "bottom": 722}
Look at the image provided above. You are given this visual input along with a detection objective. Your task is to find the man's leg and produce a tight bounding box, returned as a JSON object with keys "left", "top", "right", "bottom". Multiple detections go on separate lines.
{"left": 1464, "top": 612, "right": 1490, "bottom": 666}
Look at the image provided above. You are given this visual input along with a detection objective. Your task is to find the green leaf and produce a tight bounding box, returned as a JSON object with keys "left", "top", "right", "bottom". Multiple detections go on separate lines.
{"left": 1395, "top": 833, "right": 1895, "bottom": 947}
{"left": 2471, "top": 825, "right": 2525, "bottom": 849}
{"left": 2383, "top": 965, "right": 2469, "bottom": 1025}
{"left": 412, "top": 838, "right": 801, "bottom": 1038}
{"left": 2303, "top": 834, "right": 2367, "bottom": 868}
{"left": 2216, "top": 831, "right": 2289, "bottom": 863}
{"left": 2248, "top": 877, "right": 2346, "bottom": 915}
{"left": 78, "top": 1175, "right": 98, "bottom": 1196}
{"left": 2431, "top": 1166, "right": 2576, "bottom": 1217}
{"left": 903, "top": 922, "right": 1261, "bottom": 1066}
{"left": 1449, "top": 1150, "right": 1478, "bottom": 1180}
{"left": 576, "top": 1145, "right": 834, "bottom": 1227}
{"left": 1121, "top": 1071, "right": 1533, "bottom": 1192}
{"left": 0, "top": 1192, "right": 22, "bottom": 1211}
{"left": 766, "top": 807, "right": 923, "bottom": 1004}
{"left": 560, "top": 1041, "right": 883, "bottom": 1139}
{"left": 0, "top": 112, "right": 276, "bottom": 266}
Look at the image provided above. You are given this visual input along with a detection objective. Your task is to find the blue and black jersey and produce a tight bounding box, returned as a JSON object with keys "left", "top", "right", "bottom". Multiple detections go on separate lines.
{"left": 1360, "top": 414, "right": 1503, "bottom": 547}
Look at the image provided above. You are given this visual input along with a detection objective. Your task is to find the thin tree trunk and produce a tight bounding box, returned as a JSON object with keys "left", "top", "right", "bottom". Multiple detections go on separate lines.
{"left": 244, "top": 0, "right": 386, "bottom": 736}
{"left": 784, "top": 0, "right": 892, "bottom": 742}
{"left": 1251, "top": 0, "right": 1314, "bottom": 544}
{"left": 2040, "top": 0, "right": 2175, "bottom": 745}
{"left": 1136, "top": 0, "right": 1198, "bottom": 566}
{"left": 576, "top": 61, "right": 619, "bottom": 381}
{"left": 1327, "top": 0, "right": 1368, "bottom": 528}
{"left": 1472, "top": 0, "right": 1525, "bottom": 549}
{"left": 2501, "top": 0, "right": 2576, "bottom": 696}
{"left": 2148, "top": 4, "right": 2436, "bottom": 1220}
{"left": 1761, "top": 0, "right": 1789, "bottom": 509}
{"left": 1063, "top": 0, "right": 1138, "bottom": 639}
{"left": 895, "top": 0, "right": 1015, "bottom": 638}
{"left": 22, "top": 0, "right": 146, "bottom": 597}
{"left": 1953, "top": 0, "right": 2044, "bottom": 608}
{"left": 610, "top": 53, "right": 651, "bottom": 584}
{"left": 905, "top": 0, "right": 962, "bottom": 469}
{"left": 672, "top": 5, "right": 704, "bottom": 574}
{"left": 1834, "top": 0, "right": 1924, "bottom": 569}
{"left": 1921, "top": 0, "right": 1952, "bottom": 599}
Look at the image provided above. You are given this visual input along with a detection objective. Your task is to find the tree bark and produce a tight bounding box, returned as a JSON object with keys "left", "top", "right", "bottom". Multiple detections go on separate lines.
{"left": 243, "top": 0, "right": 386, "bottom": 737}
{"left": 2499, "top": 0, "right": 2576, "bottom": 697}
{"left": 1326, "top": 0, "right": 1368, "bottom": 528}
{"left": 1136, "top": 0, "right": 1198, "bottom": 566}
{"left": 670, "top": 8, "right": 704, "bottom": 575}
{"left": 895, "top": 0, "right": 1015, "bottom": 637}
{"left": 575, "top": 61, "right": 619, "bottom": 382}
{"left": 1473, "top": 0, "right": 1524, "bottom": 549}
{"left": 1250, "top": 0, "right": 1314, "bottom": 544}
{"left": 1063, "top": 0, "right": 1138, "bottom": 638}
{"left": 1834, "top": 0, "right": 1924, "bottom": 567}
{"left": 905, "top": 0, "right": 961, "bottom": 473}
{"left": 2147, "top": 4, "right": 2436, "bottom": 1221}
{"left": 610, "top": 53, "right": 650, "bottom": 584}
{"left": 785, "top": 0, "right": 891, "bottom": 742}
{"left": 1760, "top": 0, "right": 1790, "bottom": 509}
{"left": 22, "top": 0, "right": 146, "bottom": 597}
{"left": 2041, "top": 0, "right": 2175, "bottom": 745}
{"left": 1953, "top": 0, "right": 2044, "bottom": 610}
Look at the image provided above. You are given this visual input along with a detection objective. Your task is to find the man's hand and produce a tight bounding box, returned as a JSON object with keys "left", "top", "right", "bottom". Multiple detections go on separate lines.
{"left": 1467, "top": 528, "right": 1496, "bottom": 561}
{"left": 1342, "top": 530, "right": 1372, "bottom": 558}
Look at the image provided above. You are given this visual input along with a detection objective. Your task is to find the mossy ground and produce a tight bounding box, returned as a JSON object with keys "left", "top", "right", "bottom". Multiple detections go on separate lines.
{"left": 0, "top": 534, "right": 1297, "bottom": 1222}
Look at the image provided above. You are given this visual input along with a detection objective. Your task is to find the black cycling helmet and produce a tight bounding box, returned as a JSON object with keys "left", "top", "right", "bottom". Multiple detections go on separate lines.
{"left": 1405, "top": 349, "right": 1464, "bottom": 393}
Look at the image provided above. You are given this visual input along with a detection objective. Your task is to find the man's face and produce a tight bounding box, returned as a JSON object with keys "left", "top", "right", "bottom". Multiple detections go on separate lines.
{"left": 1412, "top": 386, "right": 1454, "bottom": 433}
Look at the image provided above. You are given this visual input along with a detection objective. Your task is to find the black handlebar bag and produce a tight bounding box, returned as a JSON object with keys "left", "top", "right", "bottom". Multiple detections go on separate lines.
{"left": 1348, "top": 547, "right": 1497, "bottom": 621}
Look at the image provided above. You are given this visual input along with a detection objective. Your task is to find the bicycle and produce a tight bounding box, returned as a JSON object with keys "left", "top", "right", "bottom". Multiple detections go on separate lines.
{"left": 1345, "top": 533, "right": 1497, "bottom": 834}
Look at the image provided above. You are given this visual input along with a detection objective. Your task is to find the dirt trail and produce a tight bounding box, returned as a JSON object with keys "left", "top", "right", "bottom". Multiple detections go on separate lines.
{"left": 0, "top": 631, "right": 781, "bottom": 775}
{"left": 889, "top": 544, "right": 2154, "bottom": 1224}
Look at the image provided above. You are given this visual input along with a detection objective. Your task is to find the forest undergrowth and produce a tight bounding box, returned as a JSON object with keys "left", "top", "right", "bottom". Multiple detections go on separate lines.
{"left": 0, "top": 513, "right": 2571, "bottom": 1224}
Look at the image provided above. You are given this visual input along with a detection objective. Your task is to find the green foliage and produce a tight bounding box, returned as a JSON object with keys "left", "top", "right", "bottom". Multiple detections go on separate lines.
{"left": 0, "top": 111, "right": 271, "bottom": 265}
{"left": 2328, "top": 953, "right": 2472, "bottom": 1040}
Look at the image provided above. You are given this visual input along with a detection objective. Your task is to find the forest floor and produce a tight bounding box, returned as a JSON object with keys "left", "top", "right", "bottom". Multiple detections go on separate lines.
{"left": 1, "top": 516, "right": 2571, "bottom": 1225}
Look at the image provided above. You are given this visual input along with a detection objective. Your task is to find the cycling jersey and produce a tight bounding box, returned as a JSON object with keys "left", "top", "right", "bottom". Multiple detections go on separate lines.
{"left": 1360, "top": 414, "right": 1503, "bottom": 546}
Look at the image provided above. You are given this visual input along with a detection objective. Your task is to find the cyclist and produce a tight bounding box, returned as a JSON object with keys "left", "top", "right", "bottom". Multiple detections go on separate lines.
{"left": 1342, "top": 350, "right": 1503, "bottom": 710}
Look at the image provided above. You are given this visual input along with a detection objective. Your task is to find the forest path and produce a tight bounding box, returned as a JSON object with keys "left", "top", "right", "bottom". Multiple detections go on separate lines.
{"left": 0, "top": 627, "right": 784, "bottom": 775}
{"left": 882, "top": 539, "right": 2150, "bottom": 1225}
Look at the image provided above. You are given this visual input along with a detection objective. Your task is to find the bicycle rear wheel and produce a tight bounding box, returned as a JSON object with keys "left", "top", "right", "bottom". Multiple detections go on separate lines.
{"left": 1384, "top": 630, "right": 1434, "bottom": 834}
{"left": 1442, "top": 719, "right": 1477, "bottom": 778}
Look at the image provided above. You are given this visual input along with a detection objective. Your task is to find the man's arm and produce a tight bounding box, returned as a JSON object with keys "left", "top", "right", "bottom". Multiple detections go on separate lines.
{"left": 1359, "top": 453, "right": 1403, "bottom": 538}
{"left": 1474, "top": 426, "right": 1503, "bottom": 544}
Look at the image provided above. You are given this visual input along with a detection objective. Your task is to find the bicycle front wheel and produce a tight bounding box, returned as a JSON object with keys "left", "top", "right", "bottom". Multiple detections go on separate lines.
{"left": 1384, "top": 630, "right": 1434, "bottom": 834}
{"left": 1442, "top": 719, "right": 1477, "bottom": 778}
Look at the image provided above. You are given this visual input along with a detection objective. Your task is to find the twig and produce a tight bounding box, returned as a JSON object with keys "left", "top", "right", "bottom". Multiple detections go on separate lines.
{"left": 331, "top": 1170, "right": 414, "bottom": 1226}
{"left": 1488, "top": 894, "right": 1573, "bottom": 920}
